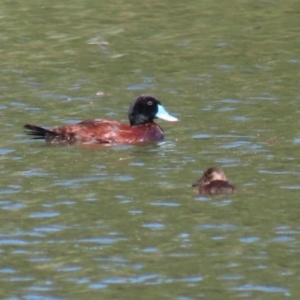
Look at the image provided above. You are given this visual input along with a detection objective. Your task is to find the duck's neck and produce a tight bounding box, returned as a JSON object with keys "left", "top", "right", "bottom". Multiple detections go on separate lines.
{"left": 129, "top": 114, "right": 154, "bottom": 126}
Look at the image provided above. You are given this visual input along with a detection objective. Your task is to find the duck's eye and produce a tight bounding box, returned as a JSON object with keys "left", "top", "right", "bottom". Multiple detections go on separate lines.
{"left": 147, "top": 100, "right": 153, "bottom": 106}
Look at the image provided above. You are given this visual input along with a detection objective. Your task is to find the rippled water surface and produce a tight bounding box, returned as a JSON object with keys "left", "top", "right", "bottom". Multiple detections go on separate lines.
{"left": 1, "top": 0, "right": 300, "bottom": 299}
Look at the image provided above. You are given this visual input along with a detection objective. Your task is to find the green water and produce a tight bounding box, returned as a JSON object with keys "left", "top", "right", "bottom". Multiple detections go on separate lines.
{"left": 0, "top": 0, "right": 300, "bottom": 299}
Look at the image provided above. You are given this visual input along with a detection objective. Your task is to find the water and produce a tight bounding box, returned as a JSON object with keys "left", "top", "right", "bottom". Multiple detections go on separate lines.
{"left": 0, "top": 0, "right": 300, "bottom": 299}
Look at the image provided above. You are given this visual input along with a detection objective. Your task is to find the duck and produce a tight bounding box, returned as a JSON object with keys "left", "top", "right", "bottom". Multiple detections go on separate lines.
{"left": 24, "top": 94, "right": 178, "bottom": 145}
{"left": 192, "top": 167, "right": 236, "bottom": 195}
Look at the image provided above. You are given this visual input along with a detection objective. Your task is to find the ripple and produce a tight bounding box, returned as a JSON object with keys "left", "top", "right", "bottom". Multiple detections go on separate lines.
{"left": 211, "top": 235, "right": 226, "bottom": 240}
{"left": 29, "top": 257, "right": 51, "bottom": 262}
{"left": 10, "top": 101, "right": 26, "bottom": 106}
{"left": 89, "top": 282, "right": 108, "bottom": 289}
{"left": 127, "top": 77, "right": 155, "bottom": 91}
{"left": 215, "top": 158, "right": 239, "bottom": 164}
{"left": 79, "top": 237, "right": 127, "bottom": 244}
{"left": 142, "top": 222, "right": 165, "bottom": 230}
{"left": 102, "top": 274, "right": 158, "bottom": 285}
{"left": 27, "top": 285, "right": 53, "bottom": 292}
{"left": 0, "top": 239, "right": 35, "bottom": 246}
{"left": 29, "top": 212, "right": 59, "bottom": 218}
{"left": 23, "top": 294, "right": 64, "bottom": 300}
{"left": 94, "top": 256, "right": 130, "bottom": 263}
{"left": 232, "top": 116, "right": 250, "bottom": 121}
{"left": 0, "top": 148, "right": 14, "bottom": 155}
{"left": 41, "top": 93, "right": 71, "bottom": 101}
{"left": 22, "top": 169, "right": 49, "bottom": 177}
{"left": 212, "top": 199, "right": 232, "bottom": 206}
{"left": 64, "top": 277, "right": 90, "bottom": 284}
{"left": 166, "top": 253, "right": 197, "bottom": 257}
{"left": 55, "top": 175, "right": 134, "bottom": 187}
{"left": 179, "top": 275, "right": 203, "bottom": 282}
{"left": 218, "top": 64, "right": 234, "bottom": 69}
{"left": 218, "top": 275, "right": 244, "bottom": 280}
{"left": 192, "top": 133, "right": 211, "bottom": 139}
{"left": 9, "top": 276, "right": 35, "bottom": 282}
{"left": 219, "top": 141, "right": 250, "bottom": 149}
{"left": 0, "top": 201, "right": 26, "bottom": 210}
{"left": 128, "top": 210, "right": 143, "bottom": 215}
{"left": 219, "top": 98, "right": 240, "bottom": 103}
{"left": 34, "top": 225, "right": 67, "bottom": 232}
{"left": 217, "top": 107, "right": 236, "bottom": 112}
{"left": 150, "top": 201, "right": 181, "bottom": 207}
{"left": 142, "top": 247, "right": 157, "bottom": 253}
{"left": 272, "top": 236, "right": 294, "bottom": 242}
{"left": 89, "top": 273, "right": 203, "bottom": 289}
{"left": 0, "top": 267, "right": 16, "bottom": 274}
{"left": 232, "top": 283, "right": 290, "bottom": 295}
{"left": 276, "top": 230, "right": 300, "bottom": 235}
{"left": 196, "top": 224, "right": 238, "bottom": 231}
{"left": 248, "top": 95, "right": 278, "bottom": 101}
{"left": 259, "top": 170, "right": 300, "bottom": 175}
{"left": 195, "top": 196, "right": 210, "bottom": 201}
{"left": 127, "top": 83, "right": 154, "bottom": 90}
{"left": 56, "top": 265, "right": 82, "bottom": 272}
{"left": 281, "top": 185, "right": 300, "bottom": 190}
{"left": 0, "top": 189, "right": 19, "bottom": 195}
{"left": 294, "top": 138, "right": 300, "bottom": 144}
{"left": 54, "top": 176, "right": 105, "bottom": 186}
{"left": 239, "top": 236, "right": 260, "bottom": 243}
{"left": 24, "top": 107, "right": 41, "bottom": 111}
{"left": 287, "top": 58, "right": 298, "bottom": 63}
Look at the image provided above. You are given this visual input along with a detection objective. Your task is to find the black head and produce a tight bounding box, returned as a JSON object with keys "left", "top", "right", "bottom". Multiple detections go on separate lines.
{"left": 128, "top": 95, "right": 177, "bottom": 126}
{"left": 128, "top": 95, "right": 161, "bottom": 126}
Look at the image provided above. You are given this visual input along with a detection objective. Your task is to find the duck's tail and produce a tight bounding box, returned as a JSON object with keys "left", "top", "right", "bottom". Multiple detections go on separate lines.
{"left": 24, "top": 124, "right": 57, "bottom": 139}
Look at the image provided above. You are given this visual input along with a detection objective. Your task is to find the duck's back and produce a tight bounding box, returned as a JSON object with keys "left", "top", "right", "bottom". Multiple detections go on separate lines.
{"left": 47, "top": 119, "right": 164, "bottom": 145}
